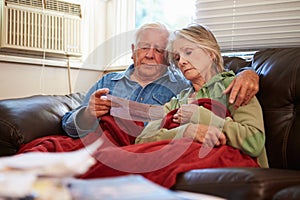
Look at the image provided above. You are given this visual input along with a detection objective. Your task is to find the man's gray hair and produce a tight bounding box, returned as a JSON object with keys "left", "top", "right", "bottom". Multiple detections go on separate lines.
{"left": 133, "top": 22, "right": 170, "bottom": 45}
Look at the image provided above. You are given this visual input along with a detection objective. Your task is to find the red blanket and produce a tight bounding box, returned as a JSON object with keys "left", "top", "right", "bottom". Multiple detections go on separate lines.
{"left": 79, "top": 138, "right": 258, "bottom": 188}
{"left": 18, "top": 116, "right": 144, "bottom": 153}
{"left": 18, "top": 102, "right": 259, "bottom": 188}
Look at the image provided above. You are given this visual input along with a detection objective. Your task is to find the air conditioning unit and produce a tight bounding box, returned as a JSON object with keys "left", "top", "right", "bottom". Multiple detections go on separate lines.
{"left": 0, "top": 0, "right": 82, "bottom": 57}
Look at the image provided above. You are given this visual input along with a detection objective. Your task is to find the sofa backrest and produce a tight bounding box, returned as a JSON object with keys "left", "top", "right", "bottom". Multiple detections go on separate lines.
{"left": 225, "top": 48, "right": 300, "bottom": 170}
{"left": 0, "top": 93, "right": 85, "bottom": 156}
{"left": 252, "top": 48, "right": 300, "bottom": 170}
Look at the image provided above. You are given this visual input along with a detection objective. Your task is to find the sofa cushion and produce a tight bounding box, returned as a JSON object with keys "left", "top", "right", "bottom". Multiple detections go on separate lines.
{"left": 273, "top": 185, "right": 300, "bottom": 200}
{"left": 172, "top": 167, "right": 300, "bottom": 200}
{"left": 0, "top": 93, "right": 85, "bottom": 156}
{"left": 223, "top": 56, "right": 251, "bottom": 72}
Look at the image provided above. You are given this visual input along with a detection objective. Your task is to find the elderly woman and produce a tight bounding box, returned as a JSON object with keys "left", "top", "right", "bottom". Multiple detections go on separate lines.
{"left": 135, "top": 24, "right": 268, "bottom": 168}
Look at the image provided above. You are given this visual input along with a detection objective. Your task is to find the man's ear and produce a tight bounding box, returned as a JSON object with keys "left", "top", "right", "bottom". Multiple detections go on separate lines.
{"left": 164, "top": 51, "right": 170, "bottom": 66}
{"left": 131, "top": 44, "right": 135, "bottom": 59}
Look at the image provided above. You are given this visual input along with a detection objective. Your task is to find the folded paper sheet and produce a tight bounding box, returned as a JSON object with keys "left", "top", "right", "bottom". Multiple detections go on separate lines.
{"left": 107, "top": 94, "right": 165, "bottom": 122}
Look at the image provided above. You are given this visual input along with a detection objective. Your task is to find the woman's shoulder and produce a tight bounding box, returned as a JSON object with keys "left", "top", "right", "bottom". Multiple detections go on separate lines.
{"left": 220, "top": 70, "right": 236, "bottom": 87}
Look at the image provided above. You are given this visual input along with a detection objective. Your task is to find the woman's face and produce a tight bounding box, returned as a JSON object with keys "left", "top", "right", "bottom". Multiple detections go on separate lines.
{"left": 172, "top": 37, "right": 214, "bottom": 82}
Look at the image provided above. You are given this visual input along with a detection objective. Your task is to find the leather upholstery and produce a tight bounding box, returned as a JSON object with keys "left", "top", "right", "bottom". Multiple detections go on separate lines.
{"left": 0, "top": 93, "right": 84, "bottom": 156}
{"left": 273, "top": 185, "right": 300, "bottom": 200}
{"left": 173, "top": 168, "right": 300, "bottom": 200}
{"left": 252, "top": 48, "right": 300, "bottom": 170}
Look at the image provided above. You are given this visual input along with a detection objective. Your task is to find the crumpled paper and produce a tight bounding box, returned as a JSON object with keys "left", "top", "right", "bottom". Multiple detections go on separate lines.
{"left": 0, "top": 139, "right": 102, "bottom": 198}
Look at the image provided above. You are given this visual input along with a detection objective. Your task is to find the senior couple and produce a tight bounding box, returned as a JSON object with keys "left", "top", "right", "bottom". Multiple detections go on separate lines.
{"left": 19, "top": 22, "right": 268, "bottom": 187}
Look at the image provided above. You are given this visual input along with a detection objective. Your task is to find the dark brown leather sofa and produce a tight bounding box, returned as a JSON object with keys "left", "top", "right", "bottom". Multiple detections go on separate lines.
{"left": 0, "top": 48, "right": 300, "bottom": 200}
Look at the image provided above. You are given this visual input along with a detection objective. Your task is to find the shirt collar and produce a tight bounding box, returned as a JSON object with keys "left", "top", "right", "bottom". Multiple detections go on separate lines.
{"left": 166, "top": 67, "right": 180, "bottom": 82}
{"left": 111, "top": 64, "right": 178, "bottom": 83}
{"left": 205, "top": 70, "right": 235, "bottom": 87}
{"left": 111, "top": 64, "right": 135, "bottom": 81}
{"left": 177, "top": 70, "right": 235, "bottom": 99}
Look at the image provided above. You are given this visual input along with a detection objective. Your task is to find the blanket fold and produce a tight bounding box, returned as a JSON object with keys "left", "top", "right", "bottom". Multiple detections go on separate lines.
{"left": 79, "top": 138, "right": 259, "bottom": 188}
{"left": 18, "top": 115, "right": 144, "bottom": 153}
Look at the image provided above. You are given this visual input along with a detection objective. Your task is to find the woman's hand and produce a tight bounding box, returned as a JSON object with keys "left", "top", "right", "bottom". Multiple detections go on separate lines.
{"left": 183, "top": 124, "right": 227, "bottom": 147}
{"left": 173, "top": 104, "right": 199, "bottom": 124}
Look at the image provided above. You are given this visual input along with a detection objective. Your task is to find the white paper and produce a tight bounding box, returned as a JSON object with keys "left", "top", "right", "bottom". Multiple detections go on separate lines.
{"left": 0, "top": 172, "right": 37, "bottom": 198}
{"left": 107, "top": 94, "right": 165, "bottom": 122}
{"left": 0, "top": 139, "right": 102, "bottom": 198}
{"left": 0, "top": 139, "right": 102, "bottom": 176}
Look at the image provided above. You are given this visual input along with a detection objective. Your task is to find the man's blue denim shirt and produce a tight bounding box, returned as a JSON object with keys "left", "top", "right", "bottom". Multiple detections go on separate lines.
{"left": 62, "top": 64, "right": 191, "bottom": 138}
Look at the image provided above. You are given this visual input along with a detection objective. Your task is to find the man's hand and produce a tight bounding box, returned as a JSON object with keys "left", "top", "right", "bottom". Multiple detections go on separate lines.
{"left": 85, "top": 88, "right": 111, "bottom": 118}
{"left": 223, "top": 70, "right": 259, "bottom": 109}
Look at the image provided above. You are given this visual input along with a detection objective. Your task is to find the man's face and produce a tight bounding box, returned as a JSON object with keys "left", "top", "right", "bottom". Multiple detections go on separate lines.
{"left": 131, "top": 28, "right": 169, "bottom": 79}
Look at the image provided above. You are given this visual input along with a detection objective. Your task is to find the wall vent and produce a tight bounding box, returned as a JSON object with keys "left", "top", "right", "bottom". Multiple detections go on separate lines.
{"left": 0, "top": 0, "right": 82, "bottom": 57}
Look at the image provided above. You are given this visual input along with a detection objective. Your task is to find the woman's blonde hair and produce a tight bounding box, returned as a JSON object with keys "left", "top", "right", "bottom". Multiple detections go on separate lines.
{"left": 167, "top": 24, "right": 224, "bottom": 72}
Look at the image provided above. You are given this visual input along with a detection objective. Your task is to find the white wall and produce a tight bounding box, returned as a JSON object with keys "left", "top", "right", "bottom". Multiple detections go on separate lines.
{"left": 0, "top": 0, "right": 137, "bottom": 100}
{"left": 0, "top": 0, "right": 109, "bottom": 100}
{"left": 0, "top": 61, "right": 102, "bottom": 99}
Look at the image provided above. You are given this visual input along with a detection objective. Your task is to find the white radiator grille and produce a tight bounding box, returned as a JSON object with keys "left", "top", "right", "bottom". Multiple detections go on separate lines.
{"left": 0, "top": 0, "right": 82, "bottom": 56}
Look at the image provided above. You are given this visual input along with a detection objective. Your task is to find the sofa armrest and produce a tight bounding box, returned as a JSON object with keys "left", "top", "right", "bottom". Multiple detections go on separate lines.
{"left": 273, "top": 184, "right": 300, "bottom": 200}
{"left": 0, "top": 93, "right": 85, "bottom": 156}
{"left": 172, "top": 167, "right": 300, "bottom": 200}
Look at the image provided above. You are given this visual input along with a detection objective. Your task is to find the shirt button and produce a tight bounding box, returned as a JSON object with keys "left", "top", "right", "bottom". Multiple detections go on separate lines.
{"left": 140, "top": 97, "right": 143, "bottom": 101}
